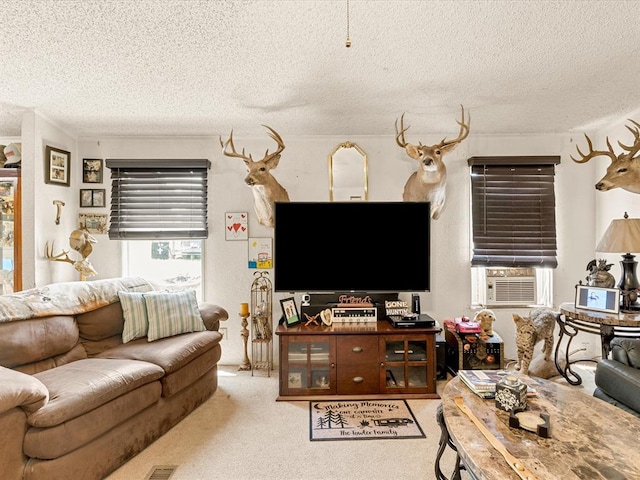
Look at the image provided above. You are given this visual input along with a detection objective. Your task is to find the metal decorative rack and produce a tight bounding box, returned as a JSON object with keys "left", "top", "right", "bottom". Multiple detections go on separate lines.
{"left": 250, "top": 271, "right": 273, "bottom": 376}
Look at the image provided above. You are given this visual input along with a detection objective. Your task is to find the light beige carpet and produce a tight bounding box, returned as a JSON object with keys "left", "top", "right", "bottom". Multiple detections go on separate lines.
{"left": 106, "top": 364, "right": 595, "bottom": 480}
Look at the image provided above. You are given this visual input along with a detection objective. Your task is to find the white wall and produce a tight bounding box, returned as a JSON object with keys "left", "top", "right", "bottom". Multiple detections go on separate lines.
{"left": 73, "top": 130, "right": 595, "bottom": 365}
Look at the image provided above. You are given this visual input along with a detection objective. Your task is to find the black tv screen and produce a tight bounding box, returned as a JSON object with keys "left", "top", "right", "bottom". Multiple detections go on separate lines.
{"left": 274, "top": 202, "right": 431, "bottom": 293}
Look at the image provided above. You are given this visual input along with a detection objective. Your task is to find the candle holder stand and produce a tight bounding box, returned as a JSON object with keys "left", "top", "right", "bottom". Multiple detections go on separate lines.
{"left": 238, "top": 312, "right": 251, "bottom": 371}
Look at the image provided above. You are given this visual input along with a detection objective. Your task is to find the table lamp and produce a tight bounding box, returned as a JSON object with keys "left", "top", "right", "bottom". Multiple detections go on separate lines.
{"left": 596, "top": 212, "right": 640, "bottom": 310}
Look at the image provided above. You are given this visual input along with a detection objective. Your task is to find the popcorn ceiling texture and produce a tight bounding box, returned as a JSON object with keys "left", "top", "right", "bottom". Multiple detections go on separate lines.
{"left": 1, "top": 0, "right": 639, "bottom": 138}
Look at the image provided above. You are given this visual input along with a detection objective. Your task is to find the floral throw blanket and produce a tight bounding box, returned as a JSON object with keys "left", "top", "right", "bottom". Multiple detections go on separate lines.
{"left": 0, "top": 277, "right": 153, "bottom": 323}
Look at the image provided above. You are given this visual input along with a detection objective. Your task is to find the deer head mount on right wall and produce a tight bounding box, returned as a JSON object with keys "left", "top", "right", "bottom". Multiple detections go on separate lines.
{"left": 571, "top": 118, "right": 640, "bottom": 194}
{"left": 395, "top": 105, "right": 470, "bottom": 219}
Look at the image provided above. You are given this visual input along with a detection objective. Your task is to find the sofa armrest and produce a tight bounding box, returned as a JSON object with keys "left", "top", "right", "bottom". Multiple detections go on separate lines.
{"left": 595, "top": 358, "right": 640, "bottom": 413}
{"left": 199, "top": 303, "right": 229, "bottom": 331}
{"left": 610, "top": 337, "right": 640, "bottom": 368}
{"left": 0, "top": 367, "right": 49, "bottom": 414}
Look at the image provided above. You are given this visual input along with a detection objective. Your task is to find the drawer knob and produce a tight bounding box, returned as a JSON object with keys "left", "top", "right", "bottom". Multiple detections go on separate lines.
{"left": 353, "top": 376, "right": 364, "bottom": 383}
{"left": 352, "top": 346, "right": 363, "bottom": 353}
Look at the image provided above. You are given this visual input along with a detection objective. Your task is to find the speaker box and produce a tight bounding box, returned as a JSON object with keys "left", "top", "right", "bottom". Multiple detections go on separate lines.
{"left": 435, "top": 331, "right": 447, "bottom": 380}
{"left": 411, "top": 294, "right": 421, "bottom": 314}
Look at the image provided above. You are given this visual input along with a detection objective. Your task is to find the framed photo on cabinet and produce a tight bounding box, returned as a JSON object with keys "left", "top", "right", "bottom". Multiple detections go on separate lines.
{"left": 280, "top": 297, "right": 301, "bottom": 327}
{"left": 45, "top": 146, "right": 71, "bottom": 187}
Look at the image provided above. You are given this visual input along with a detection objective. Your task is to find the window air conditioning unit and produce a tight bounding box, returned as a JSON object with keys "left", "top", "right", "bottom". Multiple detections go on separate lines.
{"left": 485, "top": 268, "right": 537, "bottom": 306}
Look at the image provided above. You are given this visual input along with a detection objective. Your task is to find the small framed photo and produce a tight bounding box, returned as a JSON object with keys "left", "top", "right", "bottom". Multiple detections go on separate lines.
{"left": 78, "top": 213, "right": 108, "bottom": 234}
{"left": 45, "top": 146, "right": 71, "bottom": 186}
{"left": 280, "top": 297, "right": 301, "bottom": 327}
{"left": 80, "top": 189, "right": 106, "bottom": 208}
{"left": 83, "top": 158, "right": 103, "bottom": 183}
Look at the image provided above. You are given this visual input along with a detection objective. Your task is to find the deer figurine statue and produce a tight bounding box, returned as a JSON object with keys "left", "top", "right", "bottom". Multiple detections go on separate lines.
{"left": 220, "top": 125, "right": 290, "bottom": 228}
{"left": 571, "top": 118, "right": 640, "bottom": 193}
{"left": 395, "top": 105, "right": 470, "bottom": 219}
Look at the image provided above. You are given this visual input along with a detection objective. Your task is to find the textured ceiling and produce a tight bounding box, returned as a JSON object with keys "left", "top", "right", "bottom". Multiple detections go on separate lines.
{"left": 1, "top": 0, "right": 640, "bottom": 138}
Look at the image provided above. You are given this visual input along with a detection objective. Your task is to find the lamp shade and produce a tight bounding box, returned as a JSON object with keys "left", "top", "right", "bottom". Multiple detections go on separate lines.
{"left": 596, "top": 214, "right": 640, "bottom": 254}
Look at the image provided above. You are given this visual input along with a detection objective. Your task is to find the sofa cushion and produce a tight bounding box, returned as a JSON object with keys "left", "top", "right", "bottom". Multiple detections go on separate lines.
{"left": 24, "top": 381, "right": 162, "bottom": 459}
{"left": 97, "top": 330, "right": 222, "bottom": 375}
{"left": 611, "top": 338, "right": 640, "bottom": 368}
{"left": 145, "top": 290, "right": 205, "bottom": 341}
{"left": 76, "top": 301, "right": 125, "bottom": 341}
{"left": 0, "top": 316, "right": 79, "bottom": 369}
{"left": 162, "top": 343, "right": 221, "bottom": 396}
{"left": 29, "top": 358, "right": 164, "bottom": 427}
{"left": 0, "top": 367, "right": 49, "bottom": 413}
{"left": 118, "top": 291, "right": 149, "bottom": 343}
{"left": 595, "top": 358, "right": 640, "bottom": 414}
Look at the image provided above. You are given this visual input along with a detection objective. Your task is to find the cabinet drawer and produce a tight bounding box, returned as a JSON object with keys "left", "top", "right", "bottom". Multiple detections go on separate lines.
{"left": 336, "top": 335, "right": 378, "bottom": 363}
{"left": 337, "top": 363, "right": 379, "bottom": 394}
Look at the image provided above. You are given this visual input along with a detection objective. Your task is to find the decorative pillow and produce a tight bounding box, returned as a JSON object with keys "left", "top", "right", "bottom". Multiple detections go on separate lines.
{"left": 118, "top": 291, "right": 149, "bottom": 343}
{"left": 145, "top": 290, "right": 205, "bottom": 342}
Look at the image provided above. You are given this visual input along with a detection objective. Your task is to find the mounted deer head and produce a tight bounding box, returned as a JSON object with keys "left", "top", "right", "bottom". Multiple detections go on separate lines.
{"left": 395, "top": 105, "right": 470, "bottom": 219}
{"left": 45, "top": 229, "right": 98, "bottom": 278}
{"left": 220, "top": 125, "right": 290, "bottom": 228}
{"left": 571, "top": 119, "right": 640, "bottom": 194}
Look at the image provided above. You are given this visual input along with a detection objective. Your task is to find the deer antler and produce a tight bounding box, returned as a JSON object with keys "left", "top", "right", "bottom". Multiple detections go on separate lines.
{"left": 395, "top": 113, "right": 411, "bottom": 148}
{"left": 436, "top": 104, "right": 470, "bottom": 149}
{"left": 261, "top": 125, "right": 285, "bottom": 162}
{"left": 220, "top": 130, "right": 253, "bottom": 163}
{"left": 617, "top": 119, "right": 640, "bottom": 158}
{"left": 44, "top": 241, "right": 74, "bottom": 264}
{"left": 571, "top": 134, "right": 618, "bottom": 164}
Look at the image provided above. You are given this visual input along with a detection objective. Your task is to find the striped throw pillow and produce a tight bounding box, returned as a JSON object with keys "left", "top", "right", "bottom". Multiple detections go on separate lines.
{"left": 119, "top": 291, "right": 149, "bottom": 343}
{"left": 145, "top": 290, "right": 205, "bottom": 341}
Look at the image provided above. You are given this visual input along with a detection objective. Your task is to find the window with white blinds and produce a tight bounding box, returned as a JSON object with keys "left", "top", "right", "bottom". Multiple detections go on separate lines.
{"left": 106, "top": 159, "right": 210, "bottom": 240}
{"left": 469, "top": 156, "right": 560, "bottom": 268}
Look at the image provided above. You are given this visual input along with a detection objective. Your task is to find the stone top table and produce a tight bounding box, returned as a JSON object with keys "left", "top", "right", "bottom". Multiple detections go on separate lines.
{"left": 440, "top": 375, "right": 640, "bottom": 480}
{"left": 556, "top": 302, "right": 640, "bottom": 384}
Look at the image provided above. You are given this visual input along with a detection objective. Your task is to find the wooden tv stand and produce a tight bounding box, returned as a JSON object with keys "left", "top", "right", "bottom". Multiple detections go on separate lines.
{"left": 275, "top": 321, "right": 441, "bottom": 400}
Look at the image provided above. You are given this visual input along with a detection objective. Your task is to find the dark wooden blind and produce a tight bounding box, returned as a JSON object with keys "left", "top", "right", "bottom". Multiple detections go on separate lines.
{"left": 106, "top": 159, "right": 210, "bottom": 240}
{"left": 468, "top": 156, "right": 560, "bottom": 268}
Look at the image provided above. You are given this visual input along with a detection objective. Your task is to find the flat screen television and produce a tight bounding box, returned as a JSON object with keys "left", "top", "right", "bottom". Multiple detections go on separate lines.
{"left": 274, "top": 201, "right": 431, "bottom": 293}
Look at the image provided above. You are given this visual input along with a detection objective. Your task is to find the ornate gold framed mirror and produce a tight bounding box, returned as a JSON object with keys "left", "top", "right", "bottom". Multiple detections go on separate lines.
{"left": 328, "top": 141, "right": 368, "bottom": 201}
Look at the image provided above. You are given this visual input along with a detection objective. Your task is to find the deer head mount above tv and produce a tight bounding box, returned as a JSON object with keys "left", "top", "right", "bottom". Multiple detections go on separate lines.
{"left": 571, "top": 118, "right": 640, "bottom": 194}
{"left": 395, "top": 105, "right": 470, "bottom": 220}
{"left": 220, "top": 125, "right": 290, "bottom": 228}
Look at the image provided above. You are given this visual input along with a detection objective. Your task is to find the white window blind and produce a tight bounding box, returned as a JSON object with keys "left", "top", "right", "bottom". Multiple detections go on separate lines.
{"left": 106, "top": 159, "right": 210, "bottom": 240}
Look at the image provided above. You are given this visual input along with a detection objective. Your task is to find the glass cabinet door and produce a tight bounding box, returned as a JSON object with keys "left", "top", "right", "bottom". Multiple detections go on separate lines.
{"left": 283, "top": 336, "right": 335, "bottom": 394}
{"left": 382, "top": 336, "right": 434, "bottom": 394}
{"left": 0, "top": 171, "right": 19, "bottom": 294}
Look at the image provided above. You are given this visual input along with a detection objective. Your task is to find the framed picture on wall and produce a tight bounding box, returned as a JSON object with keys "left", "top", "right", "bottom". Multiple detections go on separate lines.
{"left": 45, "top": 146, "right": 71, "bottom": 187}
{"left": 78, "top": 213, "right": 108, "bottom": 234}
{"left": 80, "top": 189, "right": 106, "bottom": 208}
{"left": 82, "top": 158, "right": 103, "bottom": 183}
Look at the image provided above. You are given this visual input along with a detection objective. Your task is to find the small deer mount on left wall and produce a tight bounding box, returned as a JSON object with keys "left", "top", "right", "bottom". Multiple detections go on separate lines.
{"left": 45, "top": 229, "right": 98, "bottom": 279}
{"left": 220, "top": 125, "right": 290, "bottom": 228}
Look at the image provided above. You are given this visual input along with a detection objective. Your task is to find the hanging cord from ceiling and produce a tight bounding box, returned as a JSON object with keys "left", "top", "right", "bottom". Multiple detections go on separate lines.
{"left": 345, "top": 0, "right": 351, "bottom": 47}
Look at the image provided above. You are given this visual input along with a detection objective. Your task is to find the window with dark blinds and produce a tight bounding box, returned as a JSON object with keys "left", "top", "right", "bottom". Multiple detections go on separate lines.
{"left": 468, "top": 156, "right": 560, "bottom": 268}
{"left": 106, "top": 159, "right": 210, "bottom": 240}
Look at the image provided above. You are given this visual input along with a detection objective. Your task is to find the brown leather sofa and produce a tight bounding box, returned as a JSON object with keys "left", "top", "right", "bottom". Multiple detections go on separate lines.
{"left": 0, "top": 277, "right": 228, "bottom": 480}
{"left": 594, "top": 337, "right": 640, "bottom": 417}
